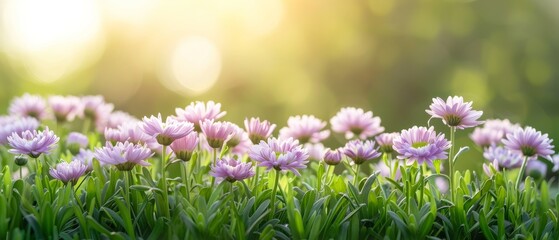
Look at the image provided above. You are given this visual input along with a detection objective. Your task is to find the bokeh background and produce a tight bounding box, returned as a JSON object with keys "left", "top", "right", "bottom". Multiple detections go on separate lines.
{"left": 1, "top": 0, "right": 559, "bottom": 171}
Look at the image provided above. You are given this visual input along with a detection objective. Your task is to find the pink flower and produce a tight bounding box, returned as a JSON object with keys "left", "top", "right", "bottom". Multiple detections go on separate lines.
{"left": 249, "top": 137, "right": 309, "bottom": 175}
{"left": 393, "top": 126, "right": 451, "bottom": 166}
{"left": 343, "top": 140, "right": 381, "bottom": 165}
{"left": 323, "top": 148, "right": 343, "bottom": 165}
{"left": 170, "top": 132, "right": 199, "bottom": 161}
{"left": 50, "top": 161, "right": 88, "bottom": 184}
{"left": 94, "top": 142, "right": 153, "bottom": 171}
{"left": 175, "top": 101, "right": 226, "bottom": 131}
{"left": 502, "top": 126, "right": 554, "bottom": 160}
{"left": 330, "top": 107, "right": 384, "bottom": 140}
{"left": 0, "top": 116, "right": 39, "bottom": 145}
{"left": 279, "top": 115, "right": 330, "bottom": 144}
{"left": 244, "top": 117, "right": 276, "bottom": 144}
{"left": 8, "top": 127, "right": 59, "bottom": 158}
{"left": 210, "top": 157, "right": 255, "bottom": 182}
{"left": 9, "top": 94, "right": 48, "bottom": 120}
{"left": 48, "top": 95, "right": 84, "bottom": 122}
{"left": 375, "top": 132, "right": 399, "bottom": 153}
{"left": 200, "top": 119, "right": 236, "bottom": 149}
{"left": 426, "top": 96, "right": 483, "bottom": 129}
{"left": 141, "top": 114, "right": 194, "bottom": 146}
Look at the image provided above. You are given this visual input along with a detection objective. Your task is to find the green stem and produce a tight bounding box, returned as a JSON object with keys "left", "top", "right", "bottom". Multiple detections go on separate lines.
{"left": 211, "top": 148, "right": 217, "bottom": 187}
{"left": 353, "top": 164, "right": 361, "bottom": 186}
{"left": 181, "top": 162, "right": 190, "bottom": 200}
{"left": 515, "top": 156, "right": 529, "bottom": 190}
{"left": 124, "top": 171, "right": 131, "bottom": 210}
{"left": 448, "top": 127, "right": 456, "bottom": 201}
{"left": 160, "top": 146, "right": 170, "bottom": 219}
{"left": 270, "top": 170, "right": 281, "bottom": 220}
{"left": 19, "top": 167, "right": 22, "bottom": 180}
{"left": 82, "top": 117, "right": 91, "bottom": 133}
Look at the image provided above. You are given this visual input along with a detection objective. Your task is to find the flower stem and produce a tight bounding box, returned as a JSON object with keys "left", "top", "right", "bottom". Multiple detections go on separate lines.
{"left": 515, "top": 156, "right": 529, "bottom": 190}
{"left": 181, "top": 162, "right": 190, "bottom": 200}
{"left": 211, "top": 148, "right": 217, "bottom": 187}
{"left": 448, "top": 126, "right": 456, "bottom": 201}
{"left": 270, "top": 170, "right": 281, "bottom": 220}
{"left": 160, "top": 145, "right": 170, "bottom": 219}
{"left": 353, "top": 164, "right": 361, "bottom": 186}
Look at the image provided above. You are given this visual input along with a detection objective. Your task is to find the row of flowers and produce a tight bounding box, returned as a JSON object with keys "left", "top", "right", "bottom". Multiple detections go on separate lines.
{"left": 1, "top": 94, "right": 557, "bottom": 189}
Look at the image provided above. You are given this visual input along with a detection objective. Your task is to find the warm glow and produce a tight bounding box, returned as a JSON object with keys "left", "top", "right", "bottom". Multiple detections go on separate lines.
{"left": 1, "top": 0, "right": 104, "bottom": 83}
{"left": 161, "top": 36, "right": 222, "bottom": 95}
{"left": 102, "top": 0, "right": 157, "bottom": 26}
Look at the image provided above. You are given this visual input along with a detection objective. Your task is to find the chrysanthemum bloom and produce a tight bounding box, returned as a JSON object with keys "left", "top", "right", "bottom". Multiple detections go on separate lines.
{"left": 170, "top": 132, "right": 199, "bottom": 161}
{"left": 502, "top": 126, "right": 554, "bottom": 160}
{"left": 200, "top": 119, "right": 236, "bottom": 149}
{"left": 210, "top": 157, "right": 255, "bottom": 183}
{"left": 244, "top": 117, "right": 276, "bottom": 144}
{"left": 175, "top": 101, "right": 226, "bottom": 131}
{"left": 323, "top": 148, "right": 343, "bottom": 165}
{"left": 231, "top": 132, "right": 252, "bottom": 156}
{"left": 343, "top": 140, "right": 381, "bottom": 165}
{"left": 226, "top": 124, "right": 247, "bottom": 148}
{"left": 7, "top": 127, "right": 59, "bottom": 158}
{"left": 330, "top": 107, "right": 384, "bottom": 140}
{"left": 73, "top": 149, "right": 96, "bottom": 171}
{"left": 483, "top": 145, "right": 523, "bottom": 169}
{"left": 8, "top": 94, "right": 49, "bottom": 120}
{"left": 279, "top": 115, "right": 330, "bottom": 144}
{"left": 484, "top": 119, "right": 521, "bottom": 135}
{"left": 393, "top": 126, "right": 451, "bottom": 165}
{"left": 141, "top": 114, "right": 194, "bottom": 146}
{"left": 0, "top": 116, "right": 39, "bottom": 145}
{"left": 66, "top": 132, "right": 89, "bottom": 154}
{"left": 82, "top": 95, "right": 114, "bottom": 131}
{"left": 49, "top": 160, "right": 89, "bottom": 184}
{"left": 48, "top": 95, "right": 84, "bottom": 122}
{"left": 94, "top": 142, "right": 153, "bottom": 171}
{"left": 98, "top": 111, "right": 139, "bottom": 131}
{"left": 248, "top": 137, "right": 309, "bottom": 175}
{"left": 470, "top": 119, "right": 521, "bottom": 148}
{"left": 375, "top": 132, "right": 399, "bottom": 153}
{"left": 426, "top": 96, "right": 483, "bottom": 129}
{"left": 304, "top": 143, "right": 325, "bottom": 161}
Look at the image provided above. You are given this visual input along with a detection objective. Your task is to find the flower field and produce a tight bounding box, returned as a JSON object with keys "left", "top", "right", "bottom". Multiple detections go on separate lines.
{"left": 0, "top": 94, "right": 558, "bottom": 239}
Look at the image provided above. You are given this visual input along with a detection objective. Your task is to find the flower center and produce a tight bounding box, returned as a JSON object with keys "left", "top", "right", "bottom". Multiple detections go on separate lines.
{"left": 444, "top": 115, "right": 462, "bottom": 127}
{"left": 350, "top": 127, "right": 363, "bottom": 136}
{"left": 520, "top": 145, "right": 536, "bottom": 157}
{"left": 412, "top": 142, "right": 428, "bottom": 148}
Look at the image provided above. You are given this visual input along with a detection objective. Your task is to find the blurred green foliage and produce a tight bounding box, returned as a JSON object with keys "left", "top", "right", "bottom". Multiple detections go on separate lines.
{"left": 1, "top": 0, "right": 558, "bottom": 171}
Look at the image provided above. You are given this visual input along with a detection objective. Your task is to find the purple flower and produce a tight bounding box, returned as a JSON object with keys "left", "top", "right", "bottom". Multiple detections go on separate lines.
{"left": 141, "top": 114, "right": 194, "bottom": 146}
{"left": 330, "top": 107, "right": 384, "bottom": 140}
{"left": 343, "top": 140, "right": 381, "bottom": 165}
{"left": 248, "top": 137, "right": 309, "bottom": 175}
{"left": 226, "top": 124, "right": 247, "bottom": 148}
{"left": 67, "top": 132, "right": 89, "bottom": 154}
{"left": 98, "top": 111, "right": 139, "bottom": 131}
{"left": 323, "top": 148, "right": 343, "bottom": 165}
{"left": 8, "top": 127, "right": 59, "bottom": 158}
{"left": 244, "top": 117, "right": 276, "bottom": 144}
{"left": 484, "top": 119, "right": 521, "bottom": 135}
{"left": 82, "top": 95, "right": 114, "bottom": 131}
{"left": 304, "top": 143, "right": 325, "bottom": 161}
{"left": 200, "top": 119, "right": 236, "bottom": 149}
{"left": 502, "top": 126, "right": 554, "bottom": 160}
{"left": 483, "top": 159, "right": 499, "bottom": 178}
{"left": 9, "top": 94, "right": 48, "bottom": 120}
{"left": 426, "top": 96, "right": 483, "bottom": 129}
{"left": 483, "top": 145, "right": 523, "bottom": 169}
{"left": 94, "top": 142, "right": 153, "bottom": 171}
{"left": 48, "top": 95, "right": 84, "bottom": 122}
{"left": 0, "top": 116, "right": 39, "bottom": 145}
{"left": 73, "top": 149, "right": 96, "bottom": 171}
{"left": 175, "top": 101, "right": 226, "bottom": 131}
{"left": 230, "top": 131, "right": 252, "bottom": 156}
{"left": 526, "top": 160, "right": 547, "bottom": 179}
{"left": 393, "top": 126, "right": 451, "bottom": 165}
{"left": 375, "top": 132, "right": 399, "bottom": 153}
{"left": 210, "top": 157, "right": 255, "bottom": 182}
{"left": 107, "top": 122, "right": 156, "bottom": 149}
{"left": 470, "top": 119, "right": 521, "bottom": 147}
{"left": 170, "top": 132, "right": 199, "bottom": 161}
{"left": 279, "top": 115, "right": 330, "bottom": 144}
{"left": 50, "top": 160, "right": 88, "bottom": 184}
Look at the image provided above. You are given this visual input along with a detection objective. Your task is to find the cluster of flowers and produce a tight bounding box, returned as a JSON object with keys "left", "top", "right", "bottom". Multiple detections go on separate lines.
{"left": 0, "top": 94, "right": 556, "bottom": 186}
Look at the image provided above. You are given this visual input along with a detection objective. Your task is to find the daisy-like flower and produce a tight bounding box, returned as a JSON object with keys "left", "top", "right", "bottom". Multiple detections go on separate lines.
{"left": 502, "top": 126, "right": 554, "bottom": 160}
{"left": 483, "top": 145, "right": 523, "bottom": 169}
{"left": 48, "top": 95, "right": 84, "bottom": 122}
{"left": 470, "top": 119, "right": 521, "bottom": 148}
{"left": 304, "top": 143, "right": 325, "bottom": 161}
{"left": 141, "top": 114, "right": 194, "bottom": 146}
{"left": 66, "top": 132, "right": 89, "bottom": 155}
{"left": 0, "top": 116, "right": 39, "bottom": 145}
{"left": 9, "top": 94, "right": 49, "bottom": 120}
{"left": 200, "top": 119, "right": 236, "bottom": 149}
{"left": 244, "top": 117, "right": 276, "bottom": 144}
{"left": 323, "top": 148, "right": 343, "bottom": 165}
{"left": 210, "top": 157, "right": 255, "bottom": 183}
{"left": 248, "top": 137, "right": 309, "bottom": 175}
{"left": 170, "top": 132, "right": 199, "bottom": 161}
{"left": 375, "top": 132, "right": 399, "bottom": 153}
{"left": 49, "top": 160, "right": 89, "bottom": 184}
{"left": 98, "top": 111, "right": 139, "bottom": 131}
{"left": 279, "top": 115, "right": 330, "bottom": 144}
{"left": 226, "top": 124, "right": 247, "bottom": 148}
{"left": 73, "top": 149, "right": 96, "bottom": 171}
{"left": 426, "top": 96, "right": 483, "bottom": 129}
{"left": 229, "top": 130, "right": 252, "bottom": 156}
{"left": 343, "top": 140, "right": 381, "bottom": 165}
{"left": 330, "top": 107, "right": 384, "bottom": 140}
{"left": 94, "top": 142, "right": 153, "bottom": 171}
{"left": 393, "top": 126, "right": 451, "bottom": 165}
{"left": 82, "top": 95, "right": 114, "bottom": 131}
{"left": 7, "top": 127, "right": 59, "bottom": 158}
{"left": 175, "top": 101, "right": 226, "bottom": 131}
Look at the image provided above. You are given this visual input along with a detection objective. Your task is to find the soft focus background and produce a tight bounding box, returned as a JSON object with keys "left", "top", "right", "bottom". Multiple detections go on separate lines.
{"left": 1, "top": 0, "right": 559, "bottom": 171}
